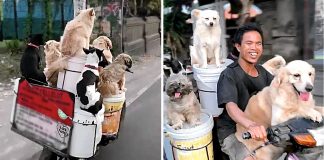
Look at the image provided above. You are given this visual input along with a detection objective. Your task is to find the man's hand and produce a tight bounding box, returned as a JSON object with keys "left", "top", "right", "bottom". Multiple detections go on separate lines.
{"left": 247, "top": 123, "right": 267, "bottom": 142}
{"left": 225, "top": 102, "right": 268, "bottom": 142}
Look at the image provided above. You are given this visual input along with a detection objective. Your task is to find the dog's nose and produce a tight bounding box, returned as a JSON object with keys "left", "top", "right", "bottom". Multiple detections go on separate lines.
{"left": 210, "top": 22, "right": 213, "bottom": 26}
{"left": 305, "top": 84, "right": 313, "bottom": 92}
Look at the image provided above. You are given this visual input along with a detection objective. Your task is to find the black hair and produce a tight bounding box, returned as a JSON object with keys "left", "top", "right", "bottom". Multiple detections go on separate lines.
{"left": 232, "top": 23, "right": 263, "bottom": 56}
{"left": 233, "top": 23, "right": 263, "bottom": 45}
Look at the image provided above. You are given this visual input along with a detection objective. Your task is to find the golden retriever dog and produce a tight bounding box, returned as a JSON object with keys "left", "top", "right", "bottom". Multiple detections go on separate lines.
{"left": 43, "top": 40, "right": 61, "bottom": 86}
{"left": 235, "top": 60, "right": 323, "bottom": 160}
{"left": 92, "top": 36, "right": 113, "bottom": 63}
{"left": 98, "top": 53, "right": 132, "bottom": 98}
{"left": 165, "top": 74, "right": 201, "bottom": 130}
{"left": 191, "top": 9, "right": 222, "bottom": 68}
{"left": 60, "top": 8, "right": 95, "bottom": 57}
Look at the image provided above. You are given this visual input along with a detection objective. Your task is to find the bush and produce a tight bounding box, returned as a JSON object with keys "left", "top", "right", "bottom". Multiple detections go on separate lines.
{"left": 5, "top": 40, "right": 22, "bottom": 55}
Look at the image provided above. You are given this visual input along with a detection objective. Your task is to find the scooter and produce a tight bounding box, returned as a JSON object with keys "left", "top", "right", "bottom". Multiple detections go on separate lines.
{"left": 242, "top": 118, "right": 324, "bottom": 160}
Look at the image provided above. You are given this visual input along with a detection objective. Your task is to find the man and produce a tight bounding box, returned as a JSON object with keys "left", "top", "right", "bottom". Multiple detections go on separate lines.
{"left": 216, "top": 23, "right": 273, "bottom": 160}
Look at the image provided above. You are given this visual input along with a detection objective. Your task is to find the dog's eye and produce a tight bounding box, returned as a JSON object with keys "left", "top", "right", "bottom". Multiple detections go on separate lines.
{"left": 205, "top": 18, "right": 209, "bottom": 20}
{"left": 213, "top": 17, "right": 216, "bottom": 20}
{"left": 293, "top": 74, "right": 300, "bottom": 78}
{"left": 309, "top": 72, "right": 312, "bottom": 76}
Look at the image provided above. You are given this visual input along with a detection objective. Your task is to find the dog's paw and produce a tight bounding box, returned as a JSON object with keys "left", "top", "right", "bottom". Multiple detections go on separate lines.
{"left": 194, "top": 120, "right": 202, "bottom": 126}
{"left": 188, "top": 118, "right": 201, "bottom": 127}
{"left": 171, "top": 123, "right": 183, "bottom": 130}
{"left": 169, "top": 121, "right": 183, "bottom": 130}
{"left": 308, "top": 110, "right": 323, "bottom": 122}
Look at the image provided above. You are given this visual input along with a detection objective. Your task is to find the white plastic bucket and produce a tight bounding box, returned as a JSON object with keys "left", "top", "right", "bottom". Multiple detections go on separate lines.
{"left": 57, "top": 56, "right": 86, "bottom": 94}
{"left": 192, "top": 59, "right": 233, "bottom": 117}
{"left": 69, "top": 100, "right": 104, "bottom": 158}
{"left": 164, "top": 110, "right": 214, "bottom": 160}
{"left": 102, "top": 92, "right": 125, "bottom": 137}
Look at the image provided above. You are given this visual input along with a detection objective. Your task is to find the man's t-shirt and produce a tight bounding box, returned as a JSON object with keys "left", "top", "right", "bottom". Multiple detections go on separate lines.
{"left": 216, "top": 61, "right": 274, "bottom": 141}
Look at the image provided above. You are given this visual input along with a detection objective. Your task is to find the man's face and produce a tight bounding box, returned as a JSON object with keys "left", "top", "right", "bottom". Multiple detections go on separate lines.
{"left": 235, "top": 31, "right": 263, "bottom": 64}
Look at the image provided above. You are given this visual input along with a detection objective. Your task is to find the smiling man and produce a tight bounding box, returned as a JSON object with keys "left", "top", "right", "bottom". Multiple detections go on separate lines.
{"left": 216, "top": 23, "right": 274, "bottom": 160}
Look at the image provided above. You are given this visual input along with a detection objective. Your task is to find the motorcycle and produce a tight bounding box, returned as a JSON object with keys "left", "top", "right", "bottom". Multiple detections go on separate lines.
{"left": 242, "top": 117, "right": 324, "bottom": 160}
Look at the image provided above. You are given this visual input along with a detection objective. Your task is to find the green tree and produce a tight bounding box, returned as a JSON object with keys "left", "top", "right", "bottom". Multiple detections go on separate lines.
{"left": 164, "top": 0, "right": 192, "bottom": 59}
{"left": 44, "top": 0, "right": 53, "bottom": 40}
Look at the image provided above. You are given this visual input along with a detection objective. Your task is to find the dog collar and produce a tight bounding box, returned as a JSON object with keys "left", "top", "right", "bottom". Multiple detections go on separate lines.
{"left": 28, "top": 43, "right": 40, "bottom": 49}
{"left": 85, "top": 65, "right": 98, "bottom": 70}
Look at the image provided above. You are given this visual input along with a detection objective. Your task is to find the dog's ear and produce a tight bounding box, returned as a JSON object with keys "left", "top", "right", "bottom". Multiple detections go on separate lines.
{"left": 271, "top": 67, "right": 288, "bottom": 88}
{"left": 125, "top": 57, "right": 132, "bottom": 68}
{"left": 83, "top": 48, "right": 90, "bottom": 55}
{"left": 89, "top": 8, "right": 95, "bottom": 17}
{"left": 191, "top": 9, "right": 200, "bottom": 19}
{"left": 104, "top": 37, "right": 113, "bottom": 49}
{"left": 95, "top": 48, "right": 104, "bottom": 59}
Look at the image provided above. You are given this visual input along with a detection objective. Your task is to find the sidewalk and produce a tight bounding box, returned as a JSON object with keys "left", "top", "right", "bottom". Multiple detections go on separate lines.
{"left": 0, "top": 54, "right": 161, "bottom": 160}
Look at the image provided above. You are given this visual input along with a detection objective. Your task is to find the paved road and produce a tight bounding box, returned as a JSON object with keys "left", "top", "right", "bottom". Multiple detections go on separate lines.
{"left": 93, "top": 79, "right": 161, "bottom": 160}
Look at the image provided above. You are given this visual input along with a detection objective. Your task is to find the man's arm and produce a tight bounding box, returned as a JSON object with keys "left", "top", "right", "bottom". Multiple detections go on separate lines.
{"left": 226, "top": 102, "right": 267, "bottom": 141}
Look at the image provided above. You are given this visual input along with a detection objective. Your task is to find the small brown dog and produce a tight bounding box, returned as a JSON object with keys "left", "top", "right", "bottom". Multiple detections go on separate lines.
{"left": 98, "top": 53, "right": 132, "bottom": 98}
{"left": 43, "top": 40, "right": 61, "bottom": 87}
{"left": 92, "top": 36, "right": 113, "bottom": 63}
{"left": 165, "top": 74, "right": 201, "bottom": 129}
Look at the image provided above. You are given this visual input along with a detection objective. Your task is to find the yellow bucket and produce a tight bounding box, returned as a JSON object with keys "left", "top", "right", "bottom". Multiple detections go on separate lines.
{"left": 164, "top": 111, "right": 214, "bottom": 160}
{"left": 102, "top": 93, "right": 125, "bottom": 136}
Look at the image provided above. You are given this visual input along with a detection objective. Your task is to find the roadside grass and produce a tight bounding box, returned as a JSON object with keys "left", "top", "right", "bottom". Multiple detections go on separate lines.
{"left": 0, "top": 41, "right": 25, "bottom": 83}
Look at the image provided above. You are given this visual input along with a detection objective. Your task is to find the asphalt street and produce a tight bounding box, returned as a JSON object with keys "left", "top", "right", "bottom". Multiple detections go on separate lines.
{"left": 93, "top": 79, "right": 161, "bottom": 160}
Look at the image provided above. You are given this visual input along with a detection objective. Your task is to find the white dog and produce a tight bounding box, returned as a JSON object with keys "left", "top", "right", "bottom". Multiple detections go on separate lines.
{"left": 192, "top": 9, "right": 221, "bottom": 68}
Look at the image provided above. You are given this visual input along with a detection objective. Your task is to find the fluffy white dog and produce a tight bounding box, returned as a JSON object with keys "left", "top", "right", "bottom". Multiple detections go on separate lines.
{"left": 192, "top": 9, "right": 222, "bottom": 68}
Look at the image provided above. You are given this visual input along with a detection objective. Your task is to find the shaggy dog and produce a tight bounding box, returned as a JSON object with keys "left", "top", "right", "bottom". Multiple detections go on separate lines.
{"left": 20, "top": 34, "right": 47, "bottom": 85}
{"left": 165, "top": 74, "right": 201, "bottom": 129}
{"left": 92, "top": 36, "right": 113, "bottom": 63}
{"left": 43, "top": 40, "right": 61, "bottom": 87}
{"left": 192, "top": 9, "right": 222, "bottom": 68}
{"left": 76, "top": 47, "right": 105, "bottom": 115}
{"left": 98, "top": 53, "right": 132, "bottom": 98}
{"left": 235, "top": 60, "right": 323, "bottom": 160}
{"left": 60, "top": 8, "right": 95, "bottom": 57}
